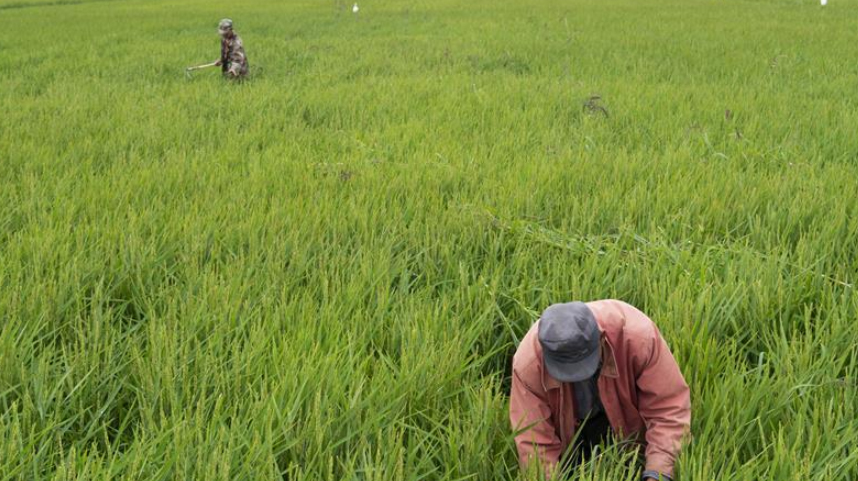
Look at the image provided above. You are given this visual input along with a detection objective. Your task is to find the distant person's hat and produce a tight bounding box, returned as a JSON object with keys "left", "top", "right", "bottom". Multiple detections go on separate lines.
{"left": 538, "top": 302, "right": 602, "bottom": 383}
{"left": 218, "top": 19, "right": 234, "bottom": 34}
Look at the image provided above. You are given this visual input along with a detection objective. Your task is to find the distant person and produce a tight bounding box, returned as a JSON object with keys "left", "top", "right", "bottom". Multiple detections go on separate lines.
{"left": 510, "top": 300, "right": 691, "bottom": 480}
{"left": 216, "top": 19, "right": 249, "bottom": 79}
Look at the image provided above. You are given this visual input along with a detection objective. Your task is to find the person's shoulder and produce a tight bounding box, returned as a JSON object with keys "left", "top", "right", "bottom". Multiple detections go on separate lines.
{"left": 589, "top": 299, "right": 657, "bottom": 340}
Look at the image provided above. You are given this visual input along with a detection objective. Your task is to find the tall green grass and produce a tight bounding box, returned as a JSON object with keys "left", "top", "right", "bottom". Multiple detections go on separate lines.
{"left": 2, "top": 0, "right": 857, "bottom": 479}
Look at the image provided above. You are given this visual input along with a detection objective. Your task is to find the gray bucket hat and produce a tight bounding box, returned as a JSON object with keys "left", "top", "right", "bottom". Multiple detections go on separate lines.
{"left": 538, "top": 302, "right": 601, "bottom": 383}
{"left": 218, "top": 18, "right": 234, "bottom": 34}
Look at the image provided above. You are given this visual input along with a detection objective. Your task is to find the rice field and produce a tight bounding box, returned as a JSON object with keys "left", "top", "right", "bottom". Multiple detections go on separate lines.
{"left": 1, "top": 0, "right": 857, "bottom": 479}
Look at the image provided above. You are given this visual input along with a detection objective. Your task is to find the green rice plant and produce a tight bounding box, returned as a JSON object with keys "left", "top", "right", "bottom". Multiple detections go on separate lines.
{"left": 2, "top": 0, "right": 857, "bottom": 479}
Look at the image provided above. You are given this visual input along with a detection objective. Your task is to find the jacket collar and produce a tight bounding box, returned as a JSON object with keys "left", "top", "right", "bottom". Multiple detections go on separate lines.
{"left": 542, "top": 335, "right": 619, "bottom": 391}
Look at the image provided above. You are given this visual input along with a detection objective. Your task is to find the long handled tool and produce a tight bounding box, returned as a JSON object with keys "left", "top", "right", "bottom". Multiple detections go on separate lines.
{"left": 186, "top": 62, "right": 219, "bottom": 72}
{"left": 185, "top": 62, "right": 219, "bottom": 79}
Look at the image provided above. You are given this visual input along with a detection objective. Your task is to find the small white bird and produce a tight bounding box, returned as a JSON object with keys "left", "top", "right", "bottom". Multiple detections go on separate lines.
{"left": 352, "top": 3, "right": 359, "bottom": 13}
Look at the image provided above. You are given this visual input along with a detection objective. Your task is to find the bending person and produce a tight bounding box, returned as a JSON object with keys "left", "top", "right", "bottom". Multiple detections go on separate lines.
{"left": 510, "top": 300, "right": 691, "bottom": 480}
{"left": 216, "top": 18, "right": 249, "bottom": 79}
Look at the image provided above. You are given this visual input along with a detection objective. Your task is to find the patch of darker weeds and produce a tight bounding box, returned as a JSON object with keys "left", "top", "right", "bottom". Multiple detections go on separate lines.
{"left": 725, "top": 109, "right": 743, "bottom": 139}
{"left": 583, "top": 95, "right": 609, "bottom": 118}
{"left": 469, "top": 52, "right": 531, "bottom": 76}
{"left": 301, "top": 106, "right": 328, "bottom": 129}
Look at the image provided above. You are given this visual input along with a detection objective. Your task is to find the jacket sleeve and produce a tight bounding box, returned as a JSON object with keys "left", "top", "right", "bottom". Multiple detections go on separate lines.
{"left": 635, "top": 330, "right": 691, "bottom": 478}
{"left": 510, "top": 369, "right": 562, "bottom": 478}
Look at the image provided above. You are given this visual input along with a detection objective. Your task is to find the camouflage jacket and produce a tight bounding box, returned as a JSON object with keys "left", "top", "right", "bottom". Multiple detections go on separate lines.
{"left": 220, "top": 34, "right": 249, "bottom": 75}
